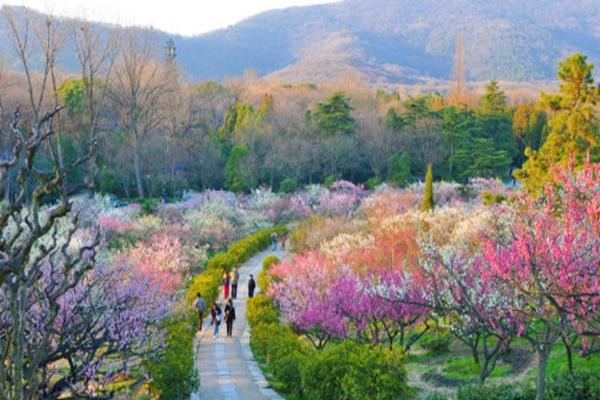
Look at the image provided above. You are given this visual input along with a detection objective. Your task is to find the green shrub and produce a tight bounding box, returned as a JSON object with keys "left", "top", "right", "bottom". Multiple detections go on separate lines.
{"left": 271, "top": 350, "right": 306, "bottom": 396}
{"left": 300, "top": 341, "right": 411, "bottom": 400}
{"left": 425, "top": 393, "right": 448, "bottom": 400}
{"left": 251, "top": 322, "right": 298, "bottom": 360}
{"left": 257, "top": 269, "right": 272, "bottom": 293}
{"left": 187, "top": 268, "right": 222, "bottom": 308}
{"left": 456, "top": 383, "right": 535, "bottom": 400}
{"left": 366, "top": 176, "right": 381, "bottom": 190}
{"left": 546, "top": 370, "right": 600, "bottom": 400}
{"left": 247, "top": 293, "right": 279, "bottom": 327}
{"left": 207, "top": 253, "right": 236, "bottom": 271}
{"left": 135, "top": 198, "right": 159, "bottom": 216}
{"left": 146, "top": 310, "right": 199, "bottom": 399}
{"left": 262, "top": 255, "right": 280, "bottom": 270}
{"left": 258, "top": 255, "right": 280, "bottom": 292}
{"left": 323, "top": 175, "right": 339, "bottom": 186}
{"left": 279, "top": 178, "right": 296, "bottom": 194}
{"left": 420, "top": 334, "right": 452, "bottom": 355}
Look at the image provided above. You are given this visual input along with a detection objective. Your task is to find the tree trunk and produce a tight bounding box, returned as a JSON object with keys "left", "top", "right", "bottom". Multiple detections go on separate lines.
{"left": 562, "top": 335, "right": 574, "bottom": 373}
{"left": 133, "top": 131, "right": 145, "bottom": 198}
{"left": 10, "top": 283, "right": 24, "bottom": 400}
{"left": 536, "top": 346, "right": 552, "bottom": 400}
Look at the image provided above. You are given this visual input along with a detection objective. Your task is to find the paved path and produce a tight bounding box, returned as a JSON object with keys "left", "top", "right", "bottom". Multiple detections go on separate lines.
{"left": 192, "top": 246, "right": 288, "bottom": 400}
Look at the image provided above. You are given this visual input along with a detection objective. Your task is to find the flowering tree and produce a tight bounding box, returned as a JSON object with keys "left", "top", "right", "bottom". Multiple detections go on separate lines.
{"left": 0, "top": 108, "right": 98, "bottom": 399}
{"left": 268, "top": 252, "right": 351, "bottom": 349}
{"left": 414, "top": 238, "right": 517, "bottom": 384}
{"left": 46, "top": 256, "right": 178, "bottom": 396}
{"left": 477, "top": 159, "right": 600, "bottom": 400}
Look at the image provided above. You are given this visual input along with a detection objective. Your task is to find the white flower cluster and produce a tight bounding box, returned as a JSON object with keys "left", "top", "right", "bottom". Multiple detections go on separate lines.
{"left": 319, "top": 232, "right": 374, "bottom": 259}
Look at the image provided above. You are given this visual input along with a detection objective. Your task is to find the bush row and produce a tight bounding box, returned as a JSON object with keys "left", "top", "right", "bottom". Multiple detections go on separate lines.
{"left": 247, "top": 291, "right": 412, "bottom": 399}
{"left": 427, "top": 369, "right": 600, "bottom": 400}
{"left": 145, "top": 309, "right": 199, "bottom": 399}
{"left": 258, "top": 255, "right": 280, "bottom": 292}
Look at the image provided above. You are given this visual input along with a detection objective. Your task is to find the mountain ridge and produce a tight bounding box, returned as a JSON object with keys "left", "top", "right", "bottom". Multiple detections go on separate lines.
{"left": 1, "top": 1, "right": 599, "bottom": 88}
{"left": 175, "top": 0, "right": 600, "bottom": 85}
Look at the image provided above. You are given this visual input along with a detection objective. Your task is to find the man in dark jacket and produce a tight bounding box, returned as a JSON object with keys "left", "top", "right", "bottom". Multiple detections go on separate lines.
{"left": 248, "top": 274, "right": 256, "bottom": 298}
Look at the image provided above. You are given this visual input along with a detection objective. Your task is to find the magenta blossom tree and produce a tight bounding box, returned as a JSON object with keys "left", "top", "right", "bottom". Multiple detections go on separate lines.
{"left": 268, "top": 252, "right": 352, "bottom": 349}
{"left": 478, "top": 158, "right": 600, "bottom": 400}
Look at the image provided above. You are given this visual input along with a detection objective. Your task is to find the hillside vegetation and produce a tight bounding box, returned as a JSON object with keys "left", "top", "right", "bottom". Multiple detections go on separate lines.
{"left": 176, "top": 0, "right": 600, "bottom": 84}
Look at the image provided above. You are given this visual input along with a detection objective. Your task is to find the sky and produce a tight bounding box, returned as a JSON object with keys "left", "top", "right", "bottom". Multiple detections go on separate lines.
{"left": 0, "top": 0, "right": 343, "bottom": 36}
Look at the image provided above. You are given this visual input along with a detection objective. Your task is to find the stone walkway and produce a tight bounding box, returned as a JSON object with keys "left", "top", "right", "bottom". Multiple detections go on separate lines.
{"left": 191, "top": 246, "right": 288, "bottom": 400}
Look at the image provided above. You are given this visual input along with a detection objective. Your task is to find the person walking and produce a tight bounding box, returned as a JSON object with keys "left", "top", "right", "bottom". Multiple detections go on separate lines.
{"left": 193, "top": 292, "right": 206, "bottom": 331}
{"left": 271, "top": 231, "right": 278, "bottom": 251}
{"left": 210, "top": 302, "right": 222, "bottom": 338}
{"left": 222, "top": 270, "right": 230, "bottom": 299}
{"left": 231, "top": 267, "right": 240, "bottom": 299}
{"left": 248, "top": 274, "right": 256, "bottom": 298}
{"left": 280, "top": 231, "right": 287, "bottom": 251}
{"left": 224, "top": 299, "right": 236, "bottom": 338}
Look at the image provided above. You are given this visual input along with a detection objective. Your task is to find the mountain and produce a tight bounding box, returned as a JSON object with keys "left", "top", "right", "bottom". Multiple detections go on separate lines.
{"left": 1, "top": 1, "right": 599, "bottom": 87}
{"left": 174, "top": 0, "right": 600, "bottom": 85}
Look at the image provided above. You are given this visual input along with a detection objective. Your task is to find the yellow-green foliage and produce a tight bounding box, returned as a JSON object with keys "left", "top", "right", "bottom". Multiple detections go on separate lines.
{"left": 146, "top": 310, "right": 199, "bottom": 398}
{"left": 300, "top": 341, "right": 411, "bottom": 400}
{"left": 247, "top": 293, "right": 280, "bottom": 327}
{"left": 207, "top": 253, "right": 236, "bottom": 271}
{"left": 262, "top": 255, "right": 280, "bottom": 270}
{"left": 258, "top": 255, "right": 280, "bottom": 292}
{"left": 187, "top": 268, "right": 221, "bottom": 307}
{"left": 422, "top": 163, "right": 435, "bottom": 212}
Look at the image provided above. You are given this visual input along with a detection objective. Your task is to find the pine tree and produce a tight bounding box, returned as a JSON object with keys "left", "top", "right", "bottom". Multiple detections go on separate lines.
{"left": 516, "top": 53, "right": 600, "bottom": 192}
{"left": 422, "top": 163, "right": 435, "bottom": 212}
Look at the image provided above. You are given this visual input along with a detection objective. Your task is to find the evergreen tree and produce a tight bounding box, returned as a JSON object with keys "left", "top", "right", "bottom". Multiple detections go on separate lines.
{"left": 422, "top": 163, "right": 435, "bottom": 212}
{"left": 517, "top": 53, "right": 600, "bottom": 192}
{"left": 225, "top": 145, "right": 252, "bottom": 192}
{"left": 314, "top": 91, "right": 355, "bottom": 136}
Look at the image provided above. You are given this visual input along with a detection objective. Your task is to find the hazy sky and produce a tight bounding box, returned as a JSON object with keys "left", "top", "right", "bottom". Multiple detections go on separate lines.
{"left": 0, "top": 0, "right": 343, "bottom": 36}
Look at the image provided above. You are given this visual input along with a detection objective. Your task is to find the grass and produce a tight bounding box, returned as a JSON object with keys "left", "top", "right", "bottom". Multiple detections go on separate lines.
{"left": 443, "top": 357, "right": 512, "bottom": 380}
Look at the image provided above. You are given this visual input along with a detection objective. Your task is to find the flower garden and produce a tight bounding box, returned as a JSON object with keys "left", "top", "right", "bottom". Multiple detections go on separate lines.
{"left": 248, "top": 162, "right": 600, "bottom": 400}
{"left": 3, "top": 162, "right": 600, "bottom": 399}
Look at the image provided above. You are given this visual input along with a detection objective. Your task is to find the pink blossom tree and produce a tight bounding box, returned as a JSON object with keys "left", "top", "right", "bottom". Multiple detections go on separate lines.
{"left": 268, "top": 252, "right": 351, "bottom": 349}
{"left": 476, "top": 159, "right": 600, "bottom": 399}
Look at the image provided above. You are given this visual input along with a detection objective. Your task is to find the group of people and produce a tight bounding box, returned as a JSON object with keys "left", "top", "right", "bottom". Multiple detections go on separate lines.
{"left": 271, "top": 231, "right": 287, "bottom": 251}
{"left": 192, "top": 269, "right": 258, "bottom": 339}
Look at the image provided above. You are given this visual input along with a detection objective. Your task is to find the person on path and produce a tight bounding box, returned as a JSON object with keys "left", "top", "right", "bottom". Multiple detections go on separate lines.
{"left": 224, "top": 299, "right": 236, "bottom": 338}
{"left": 231, "top": 267, "right": 240, "bottom": 299}
{"left": 222, "top": 271, "right": 230, "bottom": 299}
{"left": 210, "top": 302, "right": 222, "bottom": 338}
{"left": 280, "top": 231, "right": 287, "bottom": 251}
{"left": 248, "top": 274, "right": 256, "bottom": 298}
{"left": 271, "top": 231, "right": 279, "bottom": 251}
{"left": 193, "top": 292, "right": 206, "bottom": 331}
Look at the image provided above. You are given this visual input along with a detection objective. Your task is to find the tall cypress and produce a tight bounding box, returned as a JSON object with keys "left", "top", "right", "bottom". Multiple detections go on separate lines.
{"left": 422, "top": 163, "right": 435, "bottom": 212}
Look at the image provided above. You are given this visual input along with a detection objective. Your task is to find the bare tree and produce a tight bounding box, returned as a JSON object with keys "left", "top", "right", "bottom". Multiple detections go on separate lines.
{"left": 406, "top": 116, "right": 448, "bottom": 175}
{"left": 66, "top": 16, "right": 114, "bottom": 184}
{"left": 111, "top": 27, "right": 169, "bottom": 197}
{"left": 2, "top": 7, "right": 65, "bottom": 165}
{"left": 355, "top": 112, "right": 402, "bottom": 179}
{"left": 0, "top": 107, "right": 97, "bottom": 400}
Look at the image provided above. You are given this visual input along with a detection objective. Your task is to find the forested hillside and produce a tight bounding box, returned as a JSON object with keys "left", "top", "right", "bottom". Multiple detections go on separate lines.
{"left": 176, "top": 0, "right": 600, "bottom": 84}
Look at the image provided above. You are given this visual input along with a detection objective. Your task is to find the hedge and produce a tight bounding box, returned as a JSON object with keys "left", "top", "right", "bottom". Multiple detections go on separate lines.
{"left": 247, "top": 293, "right": 280, "bottom": 327}
{"left": 146, "top": 310, "right": 199, "bottom": 399}
{"left": 258, "top": 255, "right": 280, "bottom": 293}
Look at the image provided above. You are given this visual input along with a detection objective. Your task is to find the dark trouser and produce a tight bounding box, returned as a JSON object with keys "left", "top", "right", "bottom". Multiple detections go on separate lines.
{"left": 249, "top": 288, "right": 254, "bottom": 298}
{"left": 226, "top": 320, "right": 234, "bottom": 337}
{"left": 198, "top": 311, "right": 203, "bottom": 330}
{"left": 231, "top": 283, "right": 238, "bottom": 298}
